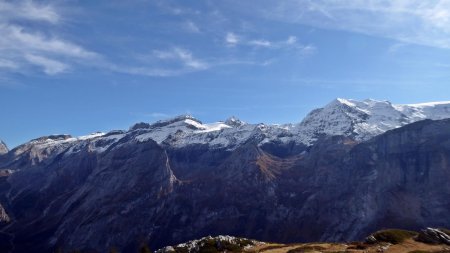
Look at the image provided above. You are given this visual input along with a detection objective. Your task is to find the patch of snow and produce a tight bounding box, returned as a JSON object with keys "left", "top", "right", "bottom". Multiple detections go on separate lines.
{"left": 184, "top": 119, "right": 206, "bottom": 130}
{"left": 336, "top": 98, "right": 356, "bottom": 107}
{"left": 406, "top": 101, "right": 450, "bottom": 107}
{"left": 196, "top": 122, "right": 231, "bottom": 133}
{"left": 78, "top": 132, "right": 106, "bottom": 140}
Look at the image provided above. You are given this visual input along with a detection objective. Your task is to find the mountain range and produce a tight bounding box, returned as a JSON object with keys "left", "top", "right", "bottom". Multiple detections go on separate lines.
{"left": 0, "top": 98, "right": 450, "bottom": 253}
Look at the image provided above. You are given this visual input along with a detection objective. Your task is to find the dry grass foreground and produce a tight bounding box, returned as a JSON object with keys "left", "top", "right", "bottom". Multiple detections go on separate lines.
{"left": 247, "top": 239, "right": 450, "bottom": 253}
{"left": 157, "top": 229, "right": 450, "bottom": 253}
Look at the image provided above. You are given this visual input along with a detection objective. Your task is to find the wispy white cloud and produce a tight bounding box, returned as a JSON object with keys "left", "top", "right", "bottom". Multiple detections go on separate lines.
{"left": 153, "top": 0, "right": 201, "bottom": 16}
{"left": 281, "top": 77, "right": 431, "bottom": 92}
{"left": 0, "top": 59, "right": 18, "bottom": 70}
{"left": 119, "top": 45, "right": 283, "bottom": 77}
{"left": 251, "top": 0, "right": 450, "bottom": 49}
{"left": 225, "top": 32, "right": 239, "bottom": 46}
{"left": 0, "top": 1, "right": 211, "bottom": 79}
{"left": 286, "top": 36, "right": 297, "bottom": 45}
{"left": 299, "top": 45, "right": 316, "bottom": 55}
{"left": 183, "top": 20, "right": 200, "bottom": 33}
{"left": 107, "top": 65, "right": 194, "bottom": 77}
{"left": 216, "top": 59, "right": 274, "bottom": 67}
{"left": 388, "top": 43, "right": 407, "bottom": 54}
{"left": 107, "top": 47, "right": 209, "bottom": 77}
{"left": 0, "top": 25, "right": 98, "bottom": 59}
{"left": 224, "top": 33, "right": 316, "bottom": 55}
{"left": 147, "top": 112, "right": 171, "bottom": 118}
{"left": 248, "top": 39, "right": 272, "bottom": 47}
{"left": 24, "top": 54, "right": 69, "bottom": 75}
{"left": 0, "top": 0, "right": 99, "bottom": 78}
{"left": 153, "top": 47, "right": 208, "bottom": 70}
{"left": 0, "top": 0, "right": 319, "bottom": 80}
{"left": 129, "top": 111, "right": 173, "bottom": 122}
{"left": 0, "top": 0, "right": 60, "bottom": 23}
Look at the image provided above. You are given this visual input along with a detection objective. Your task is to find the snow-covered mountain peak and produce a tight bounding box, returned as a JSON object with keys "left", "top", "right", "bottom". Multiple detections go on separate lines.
{"left": 29, "top": 134, "right": 73, "bottom": 144}
{"left": 162, "top": 114, "right": 199, "bottom": 124}
{"left": 299, "top": 98, "right": 450, "bottom": 142}
{"left": 129, "top": 122, "right": 151, "bottom": 131}
{"left": 297, "top": 98, "right": 369, "bottom": 142}
{"left": 332, "top": 98, "right": 393, "bottom": 112}
{"left": 225, "top": 116, "right": 246, "bottom": 127}
{"left": 150, "top": 115, "right": 203, "bottom": 129}
{"left": 334, "top": 98, "right": 357, "bottom": 107}
{"left": 0, "top": 140, "right": 8, "bottom": 155}
{"left": 129, "top": 115, "right": 203, "bottom": 131}
{"left": 339, "top": 99, "right": 398, "bottom": 116}
{"left": 133, "top": 115, "right": 234, "bottom": 145}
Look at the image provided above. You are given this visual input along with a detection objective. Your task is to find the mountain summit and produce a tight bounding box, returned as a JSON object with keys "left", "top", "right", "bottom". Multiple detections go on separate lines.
{"left": 298, "top": 98, "right": 450, "bottom": 141}
{"left": 0, "top": 140, "right": 8, "bottom": 155}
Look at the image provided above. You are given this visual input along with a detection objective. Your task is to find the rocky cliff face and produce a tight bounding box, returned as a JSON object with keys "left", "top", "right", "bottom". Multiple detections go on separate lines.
{"left": 333, "top": 119, "right": 450, "bottom": 239}
{"left": 0, "top": 99, "right": 449, "bottom": 252}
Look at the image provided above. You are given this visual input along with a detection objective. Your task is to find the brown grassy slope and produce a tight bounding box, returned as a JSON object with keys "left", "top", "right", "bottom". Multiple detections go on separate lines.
{"left": 246, "top": 239, "right": 450, "bottom": 253}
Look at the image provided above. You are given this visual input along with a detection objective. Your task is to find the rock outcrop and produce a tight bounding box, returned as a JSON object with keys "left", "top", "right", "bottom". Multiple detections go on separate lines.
{"left": 0, "top": 204, "right": 10, "bottom": 223}
{"left": 155, "top": 235, "right": 260, "bottom": 253}
{"left": 416, "top": 228, "right": 450, "bottom": 245}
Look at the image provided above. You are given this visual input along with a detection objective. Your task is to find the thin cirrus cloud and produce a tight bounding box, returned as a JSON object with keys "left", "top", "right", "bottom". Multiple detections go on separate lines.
{"left": 24, "top": 54, "right": 69, "bottom": 75}
{"left": 251, "top": 0, "right": 450, "bottom": 49}
{"left": 0, "top": 0, "right": 60, "bottom": 23}
{"left": 0, "top": 59, "right": 18, "bottom": 70}
{"left": 0, "top": 1, "right": 282, "bottom": 79}
{"left": 0, "top": 1, "right": 317, "bottom": 80}
{"left": 225, "top": 33, "right": 316, "bottom": 55}
{"left": 0, "top": 1, "right": 208, "bottom": 78}
{"left": 153, "top": 48, "right": 209, "bottom": 70}
{"left": 0, "top": 1, "right": 98, "bottom": 76}
{"left": 110, "top": 47, "right": 210, "bottom": 77}
{"left": 2, "top": 25, "right": 98, "bottom": 59}
{"left": 183, "top": 20, "right": 201, "bottom": 33}
{"left": 225, "top": 32, "right": 240, "bottom": 46}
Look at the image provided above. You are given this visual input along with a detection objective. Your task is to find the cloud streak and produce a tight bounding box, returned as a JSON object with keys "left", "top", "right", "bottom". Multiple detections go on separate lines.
{"left": 0, "top": 0, "right": 318, "bottom": 80}
{"left": 224, "top": 33, "right": 316, "bottom": 55}
{"left": 0, "top": 1, "right": 212, "bottom": 79}
{"left": 24, "top": 54, "right": 69, "bottom": 75}
{"left": 0, "top": 0, "right": 60, "bottom": 23}
{"left": 183, "top": 20, "right": 201, "bottom": 33}
{"left": 0, "top": 25, "right": 98, "bottom": 59}
{"left": 225, "top": 32, "right": 239, "bottom": 46}
{"left": 250, "top": 0, "right": 450, "bottom": 49}
{"left": 0, "top": 0, "right": 99, "bottom": 78}
{"left": 111, "top": 47, "right": 210, "bottom": 77}
{"left": 153, "top": 48, "right": 209, "bottom": 70}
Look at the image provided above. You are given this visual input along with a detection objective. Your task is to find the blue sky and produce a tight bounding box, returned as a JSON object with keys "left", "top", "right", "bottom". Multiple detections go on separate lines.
{"left": 1, "top": 0, "right": 450, "bottom": 147}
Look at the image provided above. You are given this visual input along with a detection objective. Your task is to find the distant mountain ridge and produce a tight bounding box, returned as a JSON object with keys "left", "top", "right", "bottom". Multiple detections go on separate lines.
{"left": 0, "top": 98, "right": 450, "bottom": 253}
{"left": 3, "top": 98, "right": 450, "bottom": 156}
